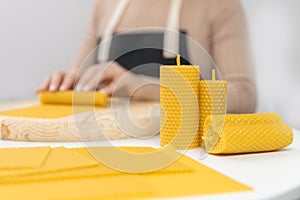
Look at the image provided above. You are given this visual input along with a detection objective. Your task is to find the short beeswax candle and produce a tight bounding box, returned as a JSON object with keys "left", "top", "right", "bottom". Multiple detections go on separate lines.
{"left": 199, "top": 70, "right": 227, "bottom": 145}
{"left": 160, "top": 56, "right": 200, "bottom": 149}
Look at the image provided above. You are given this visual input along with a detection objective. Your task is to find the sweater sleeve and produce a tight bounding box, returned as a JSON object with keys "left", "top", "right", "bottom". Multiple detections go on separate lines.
{"left": 210, "top": 0, "right": 257, "bottom": 113}
{"left": 71, "top": 0, "right": 102, "bottom": 70}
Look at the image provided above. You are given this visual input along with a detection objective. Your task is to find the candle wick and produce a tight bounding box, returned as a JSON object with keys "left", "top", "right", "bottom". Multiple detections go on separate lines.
{"left": 212, "top": 69, "right": 216, "bottom": 81}
{"left": 176, "top": 55, "right": 181, "bottom": 66}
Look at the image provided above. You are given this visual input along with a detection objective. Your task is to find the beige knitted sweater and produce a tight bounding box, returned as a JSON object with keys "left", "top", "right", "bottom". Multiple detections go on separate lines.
{"left": 72, "top": 0, "right": 256, "bottom": 113}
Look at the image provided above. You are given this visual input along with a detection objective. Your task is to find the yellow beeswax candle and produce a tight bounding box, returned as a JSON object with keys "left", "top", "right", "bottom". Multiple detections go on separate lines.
{"left": 199, "top": 70, "right": 227, "bottom": 145}
{"left": 160, "top": 56, "right": 200, "bottom": 149}
{"left": 202, "top": 113, "right": 293, "bottom": 154}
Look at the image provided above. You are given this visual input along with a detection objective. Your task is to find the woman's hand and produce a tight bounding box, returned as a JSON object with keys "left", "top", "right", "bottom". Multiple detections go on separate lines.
{"left": 36, "top": 61, "right": 160, "bottom": 100}
{"left": 74, "top": 62, "right": 128, "bottom": 96}
{"left": 35, "top": 69, "right": 78, "bottom": 93}
{"left": 36, "top": 62, "right": 134, "bottom": 96}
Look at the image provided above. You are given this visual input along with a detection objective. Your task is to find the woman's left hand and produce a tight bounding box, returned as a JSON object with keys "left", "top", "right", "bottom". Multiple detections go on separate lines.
{"left": 75, "top": 61, "right": 134, "bottom": 96}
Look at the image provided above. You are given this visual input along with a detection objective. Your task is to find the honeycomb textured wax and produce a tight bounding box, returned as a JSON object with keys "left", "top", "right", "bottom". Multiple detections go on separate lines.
{"left": 199, "top": 80, "right": 227, "bottom": 145}
{"left": 160, "top": 64, "right": 200, "bottom": 149}
{"left": 39, "top": 91, "right": 108, "bottom": 107}
{"left": 202, "top": 113, "right": 294, "bottom": 154}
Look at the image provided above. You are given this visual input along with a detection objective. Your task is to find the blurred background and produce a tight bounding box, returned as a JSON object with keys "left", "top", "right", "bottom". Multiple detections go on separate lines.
{"left": 0, "top": 0, "right": 299, "bottom": 129}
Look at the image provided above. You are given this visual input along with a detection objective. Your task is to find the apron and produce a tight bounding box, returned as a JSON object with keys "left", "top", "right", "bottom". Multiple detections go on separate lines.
{"left": 96, "top": 0, "right": 190, "bottom": 78}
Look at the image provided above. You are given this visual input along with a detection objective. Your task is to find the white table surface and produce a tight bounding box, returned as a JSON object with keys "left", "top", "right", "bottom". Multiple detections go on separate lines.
{"left": 0, "top": 102, "right": 299, "bottom": 200}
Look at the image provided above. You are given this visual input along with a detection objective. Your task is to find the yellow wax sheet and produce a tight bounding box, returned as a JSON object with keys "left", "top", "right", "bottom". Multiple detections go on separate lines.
{"left": 0, "top": 147, "right": 98, "bottom": 180}
{"left": 73, "top": 147, "right": 193, "bottom": 173}
{"left": 0, "top": 105, "right": 98, "bottom": 119}
{"left": 0, "top": 147, "right": 251, "bottom": 199}
{"left": 0, "top": 175, "right": 153, "bottom": 200}
{"left": 140, "top": 153, "right": 251, "bottom": 199}
{"left": 0, "top": 147, "right": 50, "bottom": 169}
{"left": 80, "top": 147, "right": 252, "bottom": 199}
{"left": 0, "top": 147, "right": 192, "bottom": 184}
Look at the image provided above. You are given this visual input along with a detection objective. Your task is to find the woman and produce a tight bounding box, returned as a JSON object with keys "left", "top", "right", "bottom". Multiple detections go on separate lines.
{"left": 36, "top": 0, "right": 256, "bottom": 113}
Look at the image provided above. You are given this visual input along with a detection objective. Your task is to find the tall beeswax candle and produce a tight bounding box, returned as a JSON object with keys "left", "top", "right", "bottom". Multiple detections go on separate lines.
{"left": 160, "top": 56, "right": 200, "bottom": 149}
{"left": 199, "top": 70, "right": 227, "bottom": 146}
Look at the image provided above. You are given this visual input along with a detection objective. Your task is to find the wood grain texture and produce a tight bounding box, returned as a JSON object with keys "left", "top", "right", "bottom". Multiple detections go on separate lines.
{"left": 0, "top": 101, "right": 160, "bottom": 142}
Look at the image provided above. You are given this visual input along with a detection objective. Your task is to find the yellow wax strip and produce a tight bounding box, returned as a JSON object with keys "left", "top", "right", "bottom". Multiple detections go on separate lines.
{"left": 0, "top": 104, "right": 97, "bottom": 119}
{"left": 0, "top": 147, "right": 50, "bottom": 170}
{"left": 203, "top": 113, "right": 294, "bottom": 154}
{"left": 0, "top": 147, "right": 98, "bottom": 179}
{"left": 39, "top": 91, "right": 108, "bottom": 107}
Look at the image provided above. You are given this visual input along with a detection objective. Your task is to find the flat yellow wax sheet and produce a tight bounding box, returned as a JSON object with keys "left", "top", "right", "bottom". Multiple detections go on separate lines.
{"left": 73, "top": 147, "right": 193, "bottom": 173}
{"left": 0, "top": 147, "right": 251, "bottom": 199}
{"left": 0, "top": 175, "right": 154, "bottom": 200}
{"left": 138, "top": 154, "right": 252, "bottom": 199}
{"left": 0, "top": 147, "right": 50, "bottom": 169}
{"left": 74, "top": 147, "right": 252, "bottom": 198}
{"left": 0, "top": 104, "right": 99, "bottom": 119}
{"left": 0, "top": 147, "right": 192, "bottom": 184}
{"left": 0, "top": 147, "right": 98, "bottom": 179}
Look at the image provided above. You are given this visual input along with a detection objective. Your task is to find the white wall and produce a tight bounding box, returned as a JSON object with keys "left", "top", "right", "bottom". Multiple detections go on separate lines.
{"left": 0, "top": 0, "right": 299, "bottom": 128}
{"left": 0, "top": 0, "right": 93, "bottom": 100}
{"left": 243, "top": 0, "right": 300, "bottom": 129}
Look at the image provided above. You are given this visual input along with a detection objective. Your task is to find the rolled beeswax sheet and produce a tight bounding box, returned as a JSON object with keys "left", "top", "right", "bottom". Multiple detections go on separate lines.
{"left": 160, "top": 66, "right": 200, "bottom": 149}
{"left": 39, "top": 91, "right": 108, "bottom": 107}
{"left": 0, "top": 104, "right": 97, "bottom": 119}
{"left": 203, "top": 113, "right": 294, "bottom": 154}
{"left": 199, "top": 80, "right": 227, "bottom": 144}
{"left": 0, "top": 147, "right": 50, "bottom": 169}
{"left": 0, "top": 147, "right": 98, "bottom": 179}
{"left": 0, "top": 175, "right": 154, "bottom": 200}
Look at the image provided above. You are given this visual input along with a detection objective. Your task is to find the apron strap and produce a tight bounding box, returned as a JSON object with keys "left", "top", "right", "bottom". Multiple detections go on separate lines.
{"left": 97, "top": 0, "right": 130, "bottom": 62}
{"left": 97, "top": 0, "right": 183, "bottom": 62}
